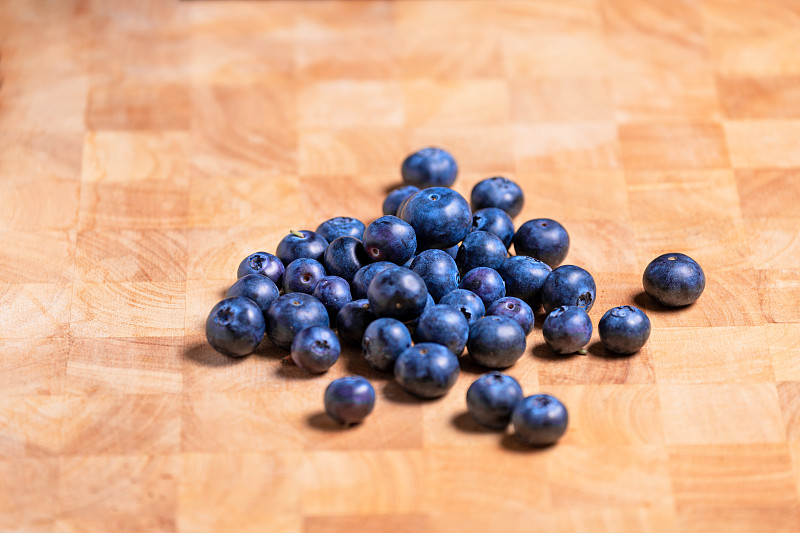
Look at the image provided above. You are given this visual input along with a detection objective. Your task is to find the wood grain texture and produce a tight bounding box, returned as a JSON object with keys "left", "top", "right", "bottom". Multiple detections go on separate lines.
{"left": 2, "top": 0, "right": 800, "bottom": 531}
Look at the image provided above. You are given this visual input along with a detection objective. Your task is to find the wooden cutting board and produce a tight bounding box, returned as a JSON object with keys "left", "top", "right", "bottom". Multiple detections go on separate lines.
{"left": 2, "top": 0, "right": 800, "bottom": 531}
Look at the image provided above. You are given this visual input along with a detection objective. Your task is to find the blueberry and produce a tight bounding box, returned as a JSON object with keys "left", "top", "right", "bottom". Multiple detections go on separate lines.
{"left": 599, "top": 305, "right": 651, "bottom": 354}
{"left": 362, "top": 318, "right": 412, "bottom": 372}
{"left": 459, "top": 266, "right": 506, "bottom": 308}
{"left": 367, "top": 266, "right": 428, "bottom": 322}
{"left": 409, "top": 249, "right": 460, "bottom": 301}
{"left": 439, "top": 289, "right": 485, "bottom": 326}
{"left": 471, "top": 207, "right": 515, "bottom": 248}
{"left": 405, "top": 292, "right": 435, "bottom": 334}
{"left": 225, "top": 274, "right": 280, "bottom": 315}
{"left": 276, "top": 230, "right": 328, "bottom": 266}
{"left": 414, "top": 304, "right": 470, "bottom": 355}
{"left": 496, "top": 255, "right": 552, "bottom": 310}
{"left": 541, "top": 265, "right": 596, "bottom": 314}
{"left": 467, "top": 315, "right": 526, "bottom": 369}
{"left": 363, "top": 215, "right": 417, "bottom": 265}
{"left": 336, "top": 299, "right": 377, "bottom": 345}
{"left": 315, "top": 216, "right": 366, "bottom": 243}
{"left": 441, "top": 244, "right": 459, "bottom": 259}
{"left": 470, "top": 177, "right": 524, "bottom": 218}
{"left": 512, "top": 394, "right": 568, "bottom": 446}
{"left": 456, "top": 230, "right": 507, "bottom": 274}
{"left": 466, "top": 372, "right": 524, "bottom": 430}
{"left": 542, "top": 306, "right": 592, "bottom": 354}
{"left": 206, "top": 296, "right": 265, "bottom": 357}
{"left": 324, "top": 376, "right": 376, "bottom": 425}
{"left": 266, "top": 293, "right": 329, "bottom": 349}
{"left": 400, "top": 187, "right": 472, "bottom": 249}
{"left": 283, "top": 258, "right": 326, "bottom": 295}
{"left": 290, "top": 326, "right": 341, "bottom": 373}
{"left": 351, "top": 261, "right": 395, "bottom": 300}
{"left": 643, "top": 252, "right": 705, "bottom": 307}
{"left": 312, "top": 275, "right": 353, "bottom": 322}
{"left": 394, "top": 343, "right": 460, "bottom": 399}
{"left": 383, "top": 185, "right": 421, "bottom": 216}
{"left": 323, "top": 236, "right": 370, "bottom": 282}
{"left": 237, "top": 251, "right": 284, "bottom": 285}
{"left": 401, "top": 147, "right": 458, "bottom": 188}
{"left": 513, "top": 218, "right": 570, "bottom": 268}
{"left": 487, "top": 296, "right": 534, "bottom": 335}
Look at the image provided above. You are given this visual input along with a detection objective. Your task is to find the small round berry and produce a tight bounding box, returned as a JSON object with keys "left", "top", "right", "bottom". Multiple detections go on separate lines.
{"left": 512, "top": 394, "right": 568, "bottom": 446}
{"left": 598, "top": 305, "right": 651, "bottom": 354}
{"left": 466, "top": 372, "right": 524, "bottom": 430}
{"left": 290, "top": 326, "right": 341, "bottom": 373}
{"left": 324, "top": 376, "right": 376, "bottom": 425}
{"left": 643, "top": 253, "right": 705, "bottom": 307}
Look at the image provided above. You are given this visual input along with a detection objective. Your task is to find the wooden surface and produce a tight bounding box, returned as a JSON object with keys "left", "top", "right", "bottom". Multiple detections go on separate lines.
{"left": 2, "top": 0, "right": 800, "bottom": 531}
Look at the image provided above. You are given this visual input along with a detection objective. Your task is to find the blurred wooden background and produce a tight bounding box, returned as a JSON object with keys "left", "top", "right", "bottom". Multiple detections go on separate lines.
{"left": 2, "top": 0, "right": 800, "bottom": 531}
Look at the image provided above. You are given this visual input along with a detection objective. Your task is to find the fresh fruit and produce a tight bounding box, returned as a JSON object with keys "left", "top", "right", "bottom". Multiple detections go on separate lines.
{"left": 466, "top": 372, "right": 524, "bottom": 430}
{"left": 362, "top": 318, "right": 412, "bottom": 372}
{"left": 399, "top": 187, "right": 472, "bottom": 249}
{"left": 383, "top": 185, "right": 420, "bottom": 216}
{"left": 487, "top": 296, "right": 534, "bottom": 334}
{"left": 367, "top": 267, "right": 428, "bottom": 321}
{"left": 290, "top": 326, "right": 341, "bottom": 373}
{"left": 237, "top": 251, "right": 284, "bottom": 285}
{"left": 598, "top": 305, "right": 651, "bottom": 354}
{"left": 414, "top": 304, "right": 470, "bottom": 355}
{"left": 643, "top": 252, "right": 705, "bottom": 306}
{"left": 266, "top": 293, "right": 329, "bottom": 349}
{"left": 325, "top": 376, "right": 376, "bottom": 425}
{"left": 456, "top": 230, "right": 507, "bottom": 274}
{"left": 471, "top": 207, "right": 515, "bottom": 248}
{"left": 206, "top": 296, "right": 266, "bottom": 357}
{"left": 225, "top": 274, "right": 280, "bottom": 314}
{"left": 542, "top": 306, "right": 592, "bottom": 355}
{"left": 336, "top": 299, "right": 377, "bottom": 344}
{"left": 470, "top": 177, "right": 524, "bottom": 218}
{"left": 276, "top": 229, "right": 328, "bottom": 265}
{"left": 315, "top": 216, "right": 366, "bottom": 242}
{"left": 362, "top": 215, "right": 417, "bottom": 265}
{"left": 351, "top": 261, "right": 395, "bottom": 300}
{"left": 401, "top": 147, "right": 458, "bottom": 188}
{"left": 513, "top": 218, "right": 569, "bottom": 268}
{"left": 283, "top": 258, "right": 326, "bottom": 295}
{"left": 541, "top": 265, "right": 596, "bottom": 313}
{"left": 311, "top": 275, "right": 352, "bottom": 323}
{"left": 409, "top": 249, "right": 460, "bottom": 302}
{"left": 459, "top": 266, "right": 506, "bottom": 308}
{"left": 512, "top": 394, "right": 568, "bottom": 446}
{"left": 496, "top": 255, "right": 551, "bottom": 310}
{"left": 439, "top": 289, "right": 485, "bottom": 326}
{"left": 323, "top": 236, "right": 370, "bottom": 282}
{"left": 467, "top": 315, "right": 526, "bottom": 369}
{"left": 394, "top": 343, "right": 460, "bottom": 398}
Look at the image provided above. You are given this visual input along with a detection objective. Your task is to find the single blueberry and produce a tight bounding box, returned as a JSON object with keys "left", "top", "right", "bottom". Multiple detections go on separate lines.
{"left": 336, "top": 299, "right": 378, "bottom": 345}
{"left": 439, "top": 289, "right": 486, "bottom": 326}
{"left": 513, "top": 218, "right": 570, "bottom": 268}
{"left": 351, "top": 261, "right": 395, "bottom": 300}
{"left": 325, "top": 376, "right": 376, "bottom": 425}
{"left": 512, "top": 394, "right": 568, "bottom": 446}
{"left": 394, "top": 343, "right": 460, "bottom": 399}
{"left": 467, "top": 315, "right": 526, "bottom": 369}
{"left": 367, "top": 266, "right": 428, "bottom": 322}
{"left": 362, "top": 215, "right": 417, "bottom": 265}
{"left": 541, "top": 265, "right": 596, "bottom": 314}
{"left": 266, "top": 293, "right": 329, "bottom": 350}
{"left": 456, "top": 230, "right": 507, "bottom": 274}
{"left": 459, "top": 266, "right": 506, "bottom": 308}
{"left": 466, "top": 372, "right": 524, "bottom": 430}
{"left": 470, "top": 177, "right": 524, "bottom": 218}
{"left": 542, "top": 306, "right": 592, "bottom": 355}
{"left": 497, "top": 255, "right": 552, "bottom": 311}
{"left": 383, "top": 185, "right": 421, "bottom": 216}
{"left": 362, "top": 318, "right": 412, "bottom": 372}
{"left": 642, "top": 253, "right": 705, "bottom": 307}
{"left": 414, "top": 304, "right": 470, "bottom": 355}
{"left": 409, "top": 249, "right": 460, "bottom": 302}
{"left": 283, "top": 258, "right": 326, "bottom": 295}
{"left": 598, "top": 305, "right": 651, "bottom": 354}
{"left": 276, "top": 230, "right": 328, "bottom": 266}
{"left": 323, "top": 236, "right": 370, "bottom": 282}
{"left": 237, "top": 251, "right": 285, "bottom": 285}
{"left": 400, "top": 187, "right": 472, "bottom": 249}
{"left": 206, "top": 296, "right": 265, "bottom": 357}
{"left": 401, "top": 147, "right": 458, "bottom": 188}
{"left": 226, "top": 274, "right": 280, "bottom": 316}
{"left": 471, "top": 207, "right": 515, "bottom": 248}
{"left": 290, "top": 326, "right": 341, "bottom": 374}
{"left": 315, "top": 216, "right": 366, "bottom": 243}
{"left": 488, "top": 296, "right": 534, "bottom": 335}
{"left": 312, "top": 275, "right": 353, "bottom": 323}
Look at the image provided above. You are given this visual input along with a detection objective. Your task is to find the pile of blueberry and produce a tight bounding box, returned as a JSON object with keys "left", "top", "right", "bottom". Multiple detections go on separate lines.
{"left": 206, "top": 147, "right": 706, "bottom": 445}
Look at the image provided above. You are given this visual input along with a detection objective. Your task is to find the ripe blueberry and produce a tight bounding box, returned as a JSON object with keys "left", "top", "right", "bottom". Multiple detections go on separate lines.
{"left": 459, "top": 266, "right": 506, "bottom": 308}
{"left": 598, "top": 305, "right": 651, "bottom": 354}
{"left": 542, "top": 306, "right": 592, "bottom": 355}
{"left": 470, "top": 177, "right": 524, "bottom": 218}
{"left": 363, "top": 215, "right": 417, "bottom": 265}
{"left": 541, "top": 265, "right": 596, "bottom": 314}
{"left": 643, "top": 253, "right": 705, "bottom": 307}
{"left": 323, "top": 236, "right": 370, "bottom": 282}
{"left": 513, "top": 218, "right": 569, "bottom": 268}
{"left": 290, "top": 326, "right": 341, "bottom": 373}
{"left": 367, "top": 267, "right": 428, "bottom": 322}
{"left": 496, "top": 255, "right": 552, "bottom": 310}
{"left": 325, "top": 376, "right": 376, "bottom": 425}
{"left": 394, "top": 343, "right": 460, "bottom": 398}
{"left": 400, "top": 187, "right": 472, "bottom": 249}
{"left": 206, "top": 296, "right": 265, "bottom": 357}
{"left": 512, "top": 394, "right": 568, "bottom": 446}
{"left": 266, "top": 293, "right": 329, "bottom": 349}
{"left": 276, "top": 230, "right": 328, "bottom": 266}
{"left": 237, "top": 251, "right": 284, "bottom": 285}
{"left": 315, "top": 216, "right": 366, "bottom": 243}
{"left": 467, "top": 315, "right": 527, "bottom": 369}
{"left": 471, "top": 207, "right": 515, "bottom": 248}
{"left": 439, "top": 288, "right": 485, "bottom": 326}
{"left": 414, "top": 304, "right": 470, "bottom": 355}
{"left": 487, "top": 296, "right": 534, "bottom": 335}
{"left": 409, "top": 249, "right": 460, "bottom": 302}
{"left": 226, "top": 274, "right": 280, "bottom": 315}
{"left": 401, "top": 147, "right": 458, "bottom": 188}
{"left": 362, "top": 318, "right": 412, "bottom": 372}
{"left": 283, "top": 258, "right": 326, "bottom": 295}
{"left": 466, "top": 372, "right": 524, "bottom": 430}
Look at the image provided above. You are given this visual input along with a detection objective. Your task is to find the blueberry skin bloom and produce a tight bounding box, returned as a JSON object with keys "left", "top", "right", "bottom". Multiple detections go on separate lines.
{"left": 362, "top": 318, "right": 412, "bottom": 372}
{"left": 206, "top": 296, "right": 266, "bottom": 357}
{"left": 643, "top": 253, "right": 705, "bottom": 307}
{"left": 383, "top": 185, "right": 421, "bottom": 216}
{"left": 266, "top": 293, "right": 329, "bottom": 350}
{"left": 394, "top": 343, "right": 460, "bottom": 399}
{"left": 541, "top": 265, "right": 596, "bottom": 314}
{"left": 401, "top": 147, "right": 458, "bottom": 188}
{"left": 336, "top": 299, "right": 377, "bottom": 345}
{"left": 226, "top": 274, "right": 280, "bottom": 315}
{"left": 323, "top": 236, "right": 370, "bottom": 282}
{"left": 466, "top": 372, "right": 524, "bottom": 430}
{"left": 599, "top": 305, "right": 651, "bottom": 354}
{"left": 459, "top": 267, "right": 506, "bottom": 308}
{"left": 290, "top": 326, "right": 341, "bottom": 374}
{"left": 351, "top": 261, "right": 395, "bottom": 300}
{"left": 488, "top": 296, "right": 534, "bottom": 335}
{"left": 237, "top": 251, "right": 285, "bottom": 286}
{"left": 276, "top": 230, "right": 329, "bottom": 266}
{"left": 456, "top": 230, "right": 507, "bottom": 274}
{"left": 513, "top": 219, "right": 570, "bottom": 268}
{"left": 440, "top": 289, "right": 485, "bottom": 326}
{"left": 325, "top": 376, "right": 376, "bottom": 425}
{"left": 363, "top": 215, "right": 417, "bottom": 265}
{"left": 470, "top": 177, "right": 525, "bottom": 218}
{"left": 283, "top": 258, "right": 326, "bottom": 295}
{"left": 367, "top": 267, "right": 429, "bottom": 322}
{"left": 312, "top": 275, "right": 352, "bottom": 322}
{"left": 467, "top": 315, "right": 527, "bottom": 369}
{"left": 414, "top": 304, "right": 470, "bottom": 355}
{"left": 400, "top": 187, "right": 472, "bottom": 249}
{"left": 471, "top": 207, "right": 515, "bottom": 248}
{"left": 409, "top": 249, "right": 460, "bottom": 302}
{"left": 497, "top": 256, "right": 552, "bottom": 310}
{"left": 512, "top": 394, "right": 568, "bottom": 446}
{"left": 315, "top": 216, "right": 366, "bottom": 243}
{"left": 542, "top": 306, "right": 592, "bottom": 355}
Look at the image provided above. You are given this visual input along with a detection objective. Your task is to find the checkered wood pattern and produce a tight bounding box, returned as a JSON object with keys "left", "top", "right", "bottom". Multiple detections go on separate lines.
{"left": 2, "top": 0, "right": 800, "bottom": 531}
